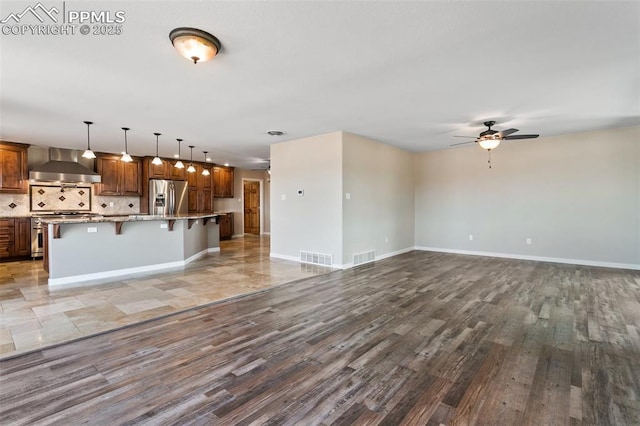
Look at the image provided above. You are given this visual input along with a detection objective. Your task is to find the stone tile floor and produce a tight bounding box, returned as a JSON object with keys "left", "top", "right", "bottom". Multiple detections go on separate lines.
{"left": 0, "top": 235, "right": 332, "bottom": 358}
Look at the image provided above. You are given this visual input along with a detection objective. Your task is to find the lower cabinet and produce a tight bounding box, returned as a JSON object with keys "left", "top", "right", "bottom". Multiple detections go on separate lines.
{"left": 219, "top": 213, "right": 233, "bottom": 240}
{"left": 0, "top": 217, "right": 30, "bottom": 260}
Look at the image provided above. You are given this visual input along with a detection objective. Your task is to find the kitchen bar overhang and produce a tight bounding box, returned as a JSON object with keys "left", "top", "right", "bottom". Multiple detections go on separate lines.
{"left": 42, "top": 213, "right": 221, "bottom": 286}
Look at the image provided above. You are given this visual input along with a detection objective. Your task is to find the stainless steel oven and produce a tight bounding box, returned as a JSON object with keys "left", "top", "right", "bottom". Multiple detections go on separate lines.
{"left": 31, "top": 217, "right": 44, "bottom": 258}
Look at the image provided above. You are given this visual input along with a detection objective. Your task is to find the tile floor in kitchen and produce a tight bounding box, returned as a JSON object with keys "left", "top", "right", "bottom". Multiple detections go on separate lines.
{"left": 0, "top": 235, "right": 332, "bottom": 358}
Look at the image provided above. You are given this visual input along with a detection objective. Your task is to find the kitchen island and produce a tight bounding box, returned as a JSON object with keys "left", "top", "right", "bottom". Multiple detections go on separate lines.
{"left": 42, "top": 213, "right": 220, "bottom": 286}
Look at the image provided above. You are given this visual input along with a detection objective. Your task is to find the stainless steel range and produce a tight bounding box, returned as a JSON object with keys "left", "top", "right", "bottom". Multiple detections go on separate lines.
{"left": 30, "top": 212, "right": 102, "bottom": 258}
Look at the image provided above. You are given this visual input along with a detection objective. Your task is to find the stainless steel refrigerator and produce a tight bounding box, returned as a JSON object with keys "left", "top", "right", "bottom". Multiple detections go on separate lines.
{"left": 149, "top": 179, "right": 188, "bottom": 215}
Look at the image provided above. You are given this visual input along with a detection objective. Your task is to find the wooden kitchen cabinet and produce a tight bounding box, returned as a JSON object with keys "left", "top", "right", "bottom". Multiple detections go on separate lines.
{"left": 0, "top": 217, "right": 30, "bottom": 260}
{"left": 213, "top": 166, "right": 234, "bottom": 198}
{"left": 170, "top": 162, "right": 186, "bottom": 181}
{"left": 219, "top": 213, "right": 234, "bottom": 240}
{"left": 14, "top": 218, "right": 30, "bottom": 257}
{"left": 95, "top": 154, "right": 142, "bottom": 196}
{"left": 146, "top": 157, "right": 170, "bottom": 179}
{"left": 187, "top": 163, "right": 213, "bottom": 213}
{"left": 0, "top": 142, "right": 29, "bottom": 194}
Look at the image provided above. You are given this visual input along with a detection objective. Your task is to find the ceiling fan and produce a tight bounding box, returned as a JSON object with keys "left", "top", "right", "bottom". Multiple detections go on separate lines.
{"left": 451, "top": 120, "right": 539, "bottom": 168}
{"left": 451, "top": 120, "right": 539, "bottom": 150}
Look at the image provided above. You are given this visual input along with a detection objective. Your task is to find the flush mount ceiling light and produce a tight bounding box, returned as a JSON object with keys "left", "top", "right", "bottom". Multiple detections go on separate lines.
{"left": 187, "top": 145, "right": 196, "bottom": 173}
{"left": 82, "top": 121, "right": 96, "bottom": 159}
{"left": 202, "top": 151, "right": 210, "bottom": 176}
{"left": 152, "top": 133, "right": 163, "bottom": 166}
{"left": 169, "top": 27, "right": 221, "bottom": 64}
{"left": 121, "top": 127, "right": 132, "bottom": 162}
{"left": 175, "top": 139, "right": 184, "bottom": 169}
{"left": 267, "top": 130, "right": 285, "bottom": 136}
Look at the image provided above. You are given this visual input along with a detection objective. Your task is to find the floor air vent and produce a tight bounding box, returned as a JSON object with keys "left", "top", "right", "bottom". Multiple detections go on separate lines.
{"left": 300, "top": 251, "right": 333, "bottom": 266}
{"left": 353, "top": 250, "right": 376, "bottom": 266}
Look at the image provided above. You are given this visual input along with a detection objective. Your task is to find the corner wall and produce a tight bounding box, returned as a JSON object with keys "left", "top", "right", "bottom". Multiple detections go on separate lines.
{"left": 342, "top": 132, "right": 414, "bottom": 265}
{"left": 414, "top": 126, "right": 640, "bottom": 268}
{"left": 270, "top": 132, "right": 344, "bottom": 263}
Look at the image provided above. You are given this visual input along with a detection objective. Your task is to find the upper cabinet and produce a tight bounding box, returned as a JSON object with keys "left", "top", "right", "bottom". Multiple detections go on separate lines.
{"left": 187, "top": 163, "right": 213, "bottom": 213}
{"left": 144, "top": 157, "right": 186, "bottom": 181}
{"left": 0, "top": 142, "right": 29, "bottom": 194}
{"left": 213, "top": 166, "right": 234, "bottom": 198}
{"left": 95, "top": 154, "right": 142, "bottom": 196}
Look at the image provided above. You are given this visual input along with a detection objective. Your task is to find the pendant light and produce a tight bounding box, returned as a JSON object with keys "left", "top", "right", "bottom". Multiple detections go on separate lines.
{"left": 187, "top": 145, "right": 196, "bottom": 173}
{"left": 82, "top": 121, "right": 96, "bottom": 159}
{"left": 152, "top": 133, "right": 163, "bottom": 165}
{"left": 175, "top": 138, "right": 184, "bottom": 169}
{"left": 121, "top": 127, "right": 132, "bottom": 162}
{"left": 202, "top": 151, "right": 210, "bottom": 176}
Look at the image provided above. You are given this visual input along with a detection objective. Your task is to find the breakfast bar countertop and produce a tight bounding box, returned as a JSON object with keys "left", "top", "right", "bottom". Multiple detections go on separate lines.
{"left": 39, "top": 213, "right": 220, "bottom": 224}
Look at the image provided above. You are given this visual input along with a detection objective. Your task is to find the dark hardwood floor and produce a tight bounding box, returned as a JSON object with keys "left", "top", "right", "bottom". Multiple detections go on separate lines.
{"left": 1, "top": 251, "right": 639, "bottom": 425}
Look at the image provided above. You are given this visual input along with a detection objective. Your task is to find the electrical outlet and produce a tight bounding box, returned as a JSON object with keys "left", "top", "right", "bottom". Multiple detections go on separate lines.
{"left": 160, "top": 223, "right": 168, "bottom": 229}
{"left": 469, "top": 234, "right": 473, "bottom": 241}
{"left": 385, "top": 236, "right": 388, "bottom": 243}
{"left": 87, "top": 227, "right": 97, "bottom": 233}
{"left": 526, "top": 238, "right": 532, "bottom": 245}
{"left": 281, "top": 194, "right": 286, "bottom": 201}
{"left": 109, "top": 202, "right": 114, "bottom": 207}
{"left": 346, "top": 193, "right": 351, "bottom": 200}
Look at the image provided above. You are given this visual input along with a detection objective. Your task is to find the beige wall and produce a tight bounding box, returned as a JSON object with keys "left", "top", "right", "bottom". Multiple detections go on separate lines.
{"left": 342, "top": 132, "right": 414, "bottom": 265}
{"left": 270, "top": 131, "right": 416, "bottom": 267}
{"left": 414, "top": 126, "right": 640, "bottom": 267}
{"left": 270, "top": 132, "right": 344, "bottom": 262}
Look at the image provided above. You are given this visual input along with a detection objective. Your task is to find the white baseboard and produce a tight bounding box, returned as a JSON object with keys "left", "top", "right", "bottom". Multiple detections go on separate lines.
{"left": 414, "top": 246, "right": 640, "bottom": 271}
{"left": 271, "top": 247, "right": 416, "bottom": 270}
{"left": 262, "top": 232, "right": 271, "bottom": 235}
{"left": 48, "top": 249, "right": 216, "bottom": 286}
{"left": 339, "top": 247, "right": 415, "bottom": 269}
{"left": 269, "top": 252, "right": 300, "bottom": 263}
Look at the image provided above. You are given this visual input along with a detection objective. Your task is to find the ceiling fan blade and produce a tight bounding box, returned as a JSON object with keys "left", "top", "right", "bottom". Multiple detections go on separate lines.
{"left": 450, "top": 141, "right": 476, "bottom": 146}
{"left": 504, "top": 134, "right": 539, "bottom": 140}
{"left": 498, "top": 128, "right": 518, "bottom": 137}
{"left": 452, "top": 135, "right": 477, "bottom": 138}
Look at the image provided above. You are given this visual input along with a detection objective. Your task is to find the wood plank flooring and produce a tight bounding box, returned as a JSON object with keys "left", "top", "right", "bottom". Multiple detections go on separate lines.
{"left": 1, "top": 251, "right": 639, "bottom": 425}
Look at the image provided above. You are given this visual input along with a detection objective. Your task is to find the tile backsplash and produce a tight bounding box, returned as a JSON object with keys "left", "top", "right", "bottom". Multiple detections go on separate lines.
{"left": 0, "top": 183, "right": 141, "bottom": 217}
{"left": 30, "top": 185, "right": 91, "bottom": 212}
{"left": 0, "top": 194, "right": 29, "bottom": 217}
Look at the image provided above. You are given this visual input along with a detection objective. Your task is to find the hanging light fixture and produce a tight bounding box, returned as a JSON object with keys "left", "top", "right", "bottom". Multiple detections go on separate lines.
{"left": 187, "top": 145, "right": 196, "bottom": 173}
{"left": 175, "top": 138, "right": 184, "bottom": 169}
{"left": 121, "top": 127, "right": 132, "bottom": 162}
{"left": 152, "top": 133, "right": 163, "bottom": 166}
{"left": 169, "top": 27, "right": 221, "bottom": 64}
{"left": 202, "top": 151, "right": 210, "bottom": 176}
{"left": 82, "top": 121, "right": 96, "bottom": 159}
{"left": 478, "top": 135, "right": 501, "bottom": 151}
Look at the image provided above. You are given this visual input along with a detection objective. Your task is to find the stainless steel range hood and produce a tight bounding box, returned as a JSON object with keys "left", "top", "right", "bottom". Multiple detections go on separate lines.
{"left": 29, "top": 148, "right": 101, "bottom": 183}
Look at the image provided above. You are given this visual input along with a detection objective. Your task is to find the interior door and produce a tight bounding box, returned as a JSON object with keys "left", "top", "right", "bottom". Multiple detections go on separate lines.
{"left": 243, "top": 181, "right": 260, "bottom": 235}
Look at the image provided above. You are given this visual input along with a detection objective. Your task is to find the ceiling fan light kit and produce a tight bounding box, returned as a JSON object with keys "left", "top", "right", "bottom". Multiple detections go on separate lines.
{"left": 452, "top": 120, "right": 540, "bottom": 168}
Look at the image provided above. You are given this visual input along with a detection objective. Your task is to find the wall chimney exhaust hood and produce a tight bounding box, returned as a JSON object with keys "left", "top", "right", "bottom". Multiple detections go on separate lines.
{"left": 29, "top": 148, "right": 101, "bottom": 183}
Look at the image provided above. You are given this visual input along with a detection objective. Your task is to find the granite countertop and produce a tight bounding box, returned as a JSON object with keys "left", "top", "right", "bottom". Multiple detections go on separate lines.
{"left": 40, "top": 213, "right": 220, "bottom": 224}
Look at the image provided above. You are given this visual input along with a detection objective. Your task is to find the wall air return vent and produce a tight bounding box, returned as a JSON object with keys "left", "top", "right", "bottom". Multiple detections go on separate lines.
{"left": 300, "top": 251, "right": 333, "bottom": 266}
{"left": 353, "top": 250, "right": 376, "bottom": 266}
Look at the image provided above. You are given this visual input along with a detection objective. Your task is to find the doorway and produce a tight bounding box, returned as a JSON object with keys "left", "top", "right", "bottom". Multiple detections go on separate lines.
{"left": 243, "top": 179, "right": 262, "bottom": 235}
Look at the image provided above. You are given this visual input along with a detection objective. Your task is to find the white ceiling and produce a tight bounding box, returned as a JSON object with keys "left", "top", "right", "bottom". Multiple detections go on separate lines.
{"left": 1, "top": 1, "right": 638, "bottom": 169}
